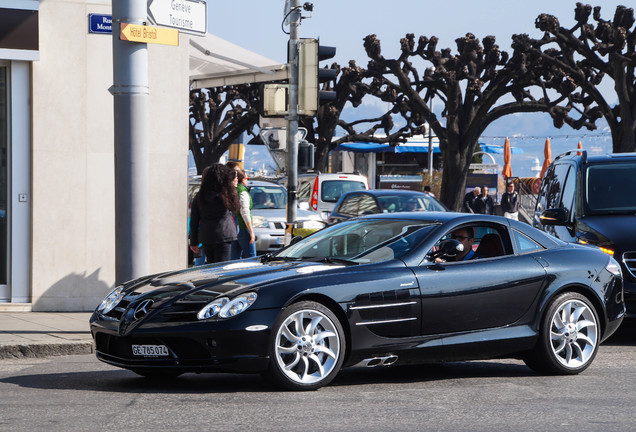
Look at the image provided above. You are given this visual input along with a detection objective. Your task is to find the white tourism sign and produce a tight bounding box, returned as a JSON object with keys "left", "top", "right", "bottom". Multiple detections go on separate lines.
{"left": 147, "top": 0, "right": 207, "bottom": 35}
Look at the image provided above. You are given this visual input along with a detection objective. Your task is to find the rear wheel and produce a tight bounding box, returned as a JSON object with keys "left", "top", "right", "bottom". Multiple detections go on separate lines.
{"left": 265, "top": 301, "right": 345, "bottom": 391}
{"left": 524, "top": 292, "right": 599, "bottom": 375}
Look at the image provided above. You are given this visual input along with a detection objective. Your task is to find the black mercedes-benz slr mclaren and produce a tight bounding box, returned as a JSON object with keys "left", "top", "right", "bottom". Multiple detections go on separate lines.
{"left": 90, "top": 213, "right": 625, "bottom": 390}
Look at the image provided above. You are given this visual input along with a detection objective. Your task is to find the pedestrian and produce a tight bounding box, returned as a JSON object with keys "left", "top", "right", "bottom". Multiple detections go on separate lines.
{"left": 189, "top": 164, "right": 239, "bottom": 263}
{"left": 424, "top": 185, "right": 435, "bottom": 197}
{"left": 474, "top": 186, "right": 495, "bottom": 215}
{"left": 226, "top": 161, "right": 241, "bottom": 171}
{"left": 501, "top": 182, "right": 520, "bottom": 220}
{"left": 231, "top": 169, "right": 257, "bottom": 259}
{"left": 462, "top": 187, "right": 481, "bottom": 213}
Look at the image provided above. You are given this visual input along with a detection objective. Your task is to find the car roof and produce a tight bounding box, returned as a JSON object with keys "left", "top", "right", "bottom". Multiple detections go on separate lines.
{"left": 248, "top": 180, "right": 285, "bottom": 188}
{"left": 342, "top": 189, "right": 427, "bottom": 197}
{"left": 553, "top": 150, "right": 636, "bottom": 166}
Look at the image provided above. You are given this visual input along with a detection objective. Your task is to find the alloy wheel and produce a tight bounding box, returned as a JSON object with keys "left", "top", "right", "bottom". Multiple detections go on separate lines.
{"left": 274, "top": 308, "right": 341, "bottom": 385}
{"left": 549, "top": 298, "right": 598, "bottom": 369}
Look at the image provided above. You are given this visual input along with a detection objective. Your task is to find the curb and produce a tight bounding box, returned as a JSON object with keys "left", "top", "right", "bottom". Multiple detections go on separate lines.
{"left": 0, "top": 342, "right": 94, "bottom": 360}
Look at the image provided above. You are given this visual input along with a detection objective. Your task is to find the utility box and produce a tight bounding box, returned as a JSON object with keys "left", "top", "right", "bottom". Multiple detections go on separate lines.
{"left": 261, "top": 84, "right": 289, "bottom": 116}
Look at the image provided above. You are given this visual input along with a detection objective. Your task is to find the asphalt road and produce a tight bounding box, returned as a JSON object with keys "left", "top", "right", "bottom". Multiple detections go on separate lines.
{"left": 1, "top": 324, "right": 635, "bottom": 432}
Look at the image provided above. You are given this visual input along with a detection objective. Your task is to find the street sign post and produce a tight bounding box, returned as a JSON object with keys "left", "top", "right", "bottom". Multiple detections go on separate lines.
{"left": 120, "top": 23, "right": 179, "bottom": 46}
{"left": 147, "top": 0, "right": 207, "bottom": 35}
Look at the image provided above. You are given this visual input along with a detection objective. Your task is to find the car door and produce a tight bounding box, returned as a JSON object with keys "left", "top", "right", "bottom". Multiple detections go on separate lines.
{"left": 411, "top": 224, "right": 547, "bottom": 335}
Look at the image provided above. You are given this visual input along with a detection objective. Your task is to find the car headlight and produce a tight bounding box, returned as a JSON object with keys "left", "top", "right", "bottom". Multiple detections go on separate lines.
{"left": 197, "top": 292, "right": 257, "bottom": 320}
{"left": 252, "top": 215, "right": 269, "bottom": 228}
{"left": 97, "top": 286, "right": 125, "bottom": 314}
{"left": 605, "top": 258, "right": 622, "bottom": 276}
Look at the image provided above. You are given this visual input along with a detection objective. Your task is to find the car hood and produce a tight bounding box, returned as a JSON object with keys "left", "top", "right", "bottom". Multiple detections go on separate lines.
{"left": 120, "top": 258, "right": 344, "bottom": 301}
{"left": 579, "top": 214, "right": 636, "bottom": 252}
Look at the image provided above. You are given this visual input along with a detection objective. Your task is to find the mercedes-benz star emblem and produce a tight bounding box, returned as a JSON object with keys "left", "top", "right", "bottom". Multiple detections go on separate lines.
{"left": 133, "top": 299, "right": 154, "bottom": 320}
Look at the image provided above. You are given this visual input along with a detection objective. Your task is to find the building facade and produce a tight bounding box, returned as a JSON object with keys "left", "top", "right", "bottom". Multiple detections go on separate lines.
{"left": 1, "top": 0, "right": 189, "bottom": 311}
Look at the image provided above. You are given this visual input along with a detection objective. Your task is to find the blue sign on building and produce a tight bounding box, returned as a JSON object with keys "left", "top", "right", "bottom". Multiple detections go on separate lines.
{"left": 88, "top": 14, "right": 112, "bottom": 34}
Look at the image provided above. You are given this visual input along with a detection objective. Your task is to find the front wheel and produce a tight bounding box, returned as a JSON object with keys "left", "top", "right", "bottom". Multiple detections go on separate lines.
{"left": 265, "top": 301, "right": 345, "bottom": 391}
{"left": 524, "top": 292, "right": 599, "bottom": 375}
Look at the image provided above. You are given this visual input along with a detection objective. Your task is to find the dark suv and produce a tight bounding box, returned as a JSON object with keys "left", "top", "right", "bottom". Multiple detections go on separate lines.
{"left": 533, "top": 150, "right": 636, "bottom": 316}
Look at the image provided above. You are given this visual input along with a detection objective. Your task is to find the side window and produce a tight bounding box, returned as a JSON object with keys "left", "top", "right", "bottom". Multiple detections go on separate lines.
{"left": 358, "top": 195, "right": 381, "bottom": 215}
{"left": 427, "top": 224, "right": 512, "bottom": 263}
{"left": 338, "top": 195, "right": 362, "bottom": 215}
{"left": 560, "top": 166, "right": 576, "bottom": 215}
{"left": 537, "top": 163, "right": 571, "bottom": 211}
{"left": 298, "top": 180, "right": 313, "bottom": 202}
{"left": 511, "top": 229, "right": 544, "bottom": 254}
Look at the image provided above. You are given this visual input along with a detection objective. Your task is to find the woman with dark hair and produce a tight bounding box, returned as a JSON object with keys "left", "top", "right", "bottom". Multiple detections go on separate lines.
{"left": 189, "top": 164, "right": 239, "bottom": 263}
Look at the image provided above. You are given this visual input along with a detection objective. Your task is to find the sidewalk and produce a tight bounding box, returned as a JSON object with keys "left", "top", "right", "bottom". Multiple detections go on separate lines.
{"left": 0, "top": 312, "right": 94, "bottom": 360}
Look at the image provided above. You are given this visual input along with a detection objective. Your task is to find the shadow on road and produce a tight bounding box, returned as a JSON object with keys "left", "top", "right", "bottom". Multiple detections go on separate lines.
{"left": 1, "top": 358, "right": 536, "bottom": 393}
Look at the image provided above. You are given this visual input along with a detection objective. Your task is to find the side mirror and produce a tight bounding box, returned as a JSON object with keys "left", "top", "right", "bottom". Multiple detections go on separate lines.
{"left": 427, "top": 239, "right": 464, "bottom": 261}
{"left": 539, "top": 208, "right": 569, "bottom": 226}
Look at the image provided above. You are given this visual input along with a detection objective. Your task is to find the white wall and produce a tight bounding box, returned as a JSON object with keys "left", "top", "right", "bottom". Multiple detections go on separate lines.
{"left": 31, "top": 0, "right": 188, "bottom": 311}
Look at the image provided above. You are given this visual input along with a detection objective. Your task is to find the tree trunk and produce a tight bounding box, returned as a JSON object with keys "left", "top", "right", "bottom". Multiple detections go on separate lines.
{"left": 438, "top": 137, "right": 478, "bottom": 211}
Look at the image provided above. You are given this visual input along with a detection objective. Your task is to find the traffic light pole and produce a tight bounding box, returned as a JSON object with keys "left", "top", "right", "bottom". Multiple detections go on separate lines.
{"left": 285, "top": 0, "right": 301, "bottom": 243}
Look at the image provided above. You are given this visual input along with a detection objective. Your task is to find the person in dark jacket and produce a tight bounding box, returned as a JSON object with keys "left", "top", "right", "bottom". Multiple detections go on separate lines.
{"left": 462, "top": 187, "right": 481, "bottom": 213}
{"left": 474, "top": 186, "right": 495, "bottom": 215}
{"left": 189, "top": 164, "right": 239, "bottom": 263}
{"left": 501, "top": 182, "right": 520, "bottom": 220}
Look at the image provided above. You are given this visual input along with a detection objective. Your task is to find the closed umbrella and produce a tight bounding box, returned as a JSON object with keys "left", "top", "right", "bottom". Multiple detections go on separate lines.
{"left": 577, "top": 141, "right": 583, "bottom": 156}
{"left": 501, "top": 137, "right": 512, "bottom": 179}
{"left": 540, "top": 138, "right": 552, "bottom": 178}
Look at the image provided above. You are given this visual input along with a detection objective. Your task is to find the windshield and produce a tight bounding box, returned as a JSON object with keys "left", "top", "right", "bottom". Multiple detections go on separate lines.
{"left": 321, "top": 180, "right": 367, "bottom": 203}
{"left": 274, "top": 219, "right": 436, "bottom": 264}
{"left": 585, "top": 163, "right": 636, "bottom": 214}
{"left": 377, "top": 194, "right": 447, "bottom": 212}
{"left": 250, "top": 186, "right": 287, "bottom": 209}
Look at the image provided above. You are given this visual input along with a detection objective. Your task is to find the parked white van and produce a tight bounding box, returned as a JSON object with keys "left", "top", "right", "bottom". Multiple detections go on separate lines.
{"left": 279, "top": 173, "right": 369, "bottom": 221}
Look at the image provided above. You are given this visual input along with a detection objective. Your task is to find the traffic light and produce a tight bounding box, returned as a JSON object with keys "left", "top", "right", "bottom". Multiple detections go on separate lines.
{"left": 298, "top": 38, "right": 337, "bottom": 116}
{"left": 298, "top": 140, "right": 315, "bottom": 171}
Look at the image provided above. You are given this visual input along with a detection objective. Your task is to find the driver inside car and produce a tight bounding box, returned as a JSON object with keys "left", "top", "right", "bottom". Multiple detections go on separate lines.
{"left": 450, "top": 227, "right": 476, "bottom": 261}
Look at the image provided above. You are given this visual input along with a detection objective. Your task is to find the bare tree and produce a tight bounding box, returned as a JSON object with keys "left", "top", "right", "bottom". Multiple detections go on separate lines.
{"left": 353, "top": 32, "right": 566, "bottom": 210}
{"left": 189, "top": 85, "right": 260, "bottom": 174}
{"left": 530, "top": 3, "right": 636, "bottom": 153}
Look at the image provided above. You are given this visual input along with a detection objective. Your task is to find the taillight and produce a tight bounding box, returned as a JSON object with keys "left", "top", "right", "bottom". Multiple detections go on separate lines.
{"left": 311, "top": 177, "right": 319, "bottom": 210}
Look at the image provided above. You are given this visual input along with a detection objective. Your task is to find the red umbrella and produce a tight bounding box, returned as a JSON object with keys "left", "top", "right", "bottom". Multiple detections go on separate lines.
{"left": 501, "top": 137, "right": 512, "bottom": 179}
{"left": 577, "top": 141, "right": 583, "bottom": 156}
{"left": 540, "top": 138, "right": 552, "bottom": 178}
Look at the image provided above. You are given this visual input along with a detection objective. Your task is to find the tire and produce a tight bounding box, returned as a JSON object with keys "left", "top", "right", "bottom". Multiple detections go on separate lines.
{"left": 524, "top": 292, "right": 599, "bottom": 375}
{"left": 265, "top": 301, "right": 345, "bottom": 391}
{"left": 131, "top": 369, "right": 183, "bottom": 379}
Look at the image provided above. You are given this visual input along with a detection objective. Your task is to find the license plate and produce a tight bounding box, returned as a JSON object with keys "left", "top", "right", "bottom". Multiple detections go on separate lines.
{"left": 132, "top": 344, "right": 169, "bottom": 357}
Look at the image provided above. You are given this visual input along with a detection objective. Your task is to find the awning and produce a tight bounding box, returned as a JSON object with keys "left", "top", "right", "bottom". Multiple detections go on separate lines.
{"left": 480, "top": 143, "right": 524, "bottom": 154}
{"left": 189, "top": 33, "right": 287, "bottom": 88}
{"left": 334, "top": 142, "right": 441, "bottom": 153}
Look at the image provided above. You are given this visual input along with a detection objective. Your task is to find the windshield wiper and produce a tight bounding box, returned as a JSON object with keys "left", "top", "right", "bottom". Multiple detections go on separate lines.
{"left": 316, "top": 257, "right": 359, "bottom": 266}
{"left": 261, "top": 254, "right": 302, "bottom": 263}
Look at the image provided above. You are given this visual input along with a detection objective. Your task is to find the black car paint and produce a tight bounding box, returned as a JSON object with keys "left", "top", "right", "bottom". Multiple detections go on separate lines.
{"left": 533, "top": 152, "right": 636, "bottom": 317}
{"left": 91, "top": 213, "right": 624, "bottom": 376}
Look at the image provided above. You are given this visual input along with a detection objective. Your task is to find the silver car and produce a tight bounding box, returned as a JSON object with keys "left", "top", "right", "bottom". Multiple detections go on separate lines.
{"left": 248, "top": 180, "right": 324, "bottom": 254}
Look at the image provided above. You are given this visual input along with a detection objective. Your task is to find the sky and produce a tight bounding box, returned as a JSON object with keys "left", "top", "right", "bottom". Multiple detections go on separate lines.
{"left": 205, "top": 0, "right": 627, "bottom": 177}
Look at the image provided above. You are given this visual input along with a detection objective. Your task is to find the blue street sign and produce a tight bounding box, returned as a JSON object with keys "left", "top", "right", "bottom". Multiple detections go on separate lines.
{"left": 88, "top": 14, "right": 112, "bottom": 34}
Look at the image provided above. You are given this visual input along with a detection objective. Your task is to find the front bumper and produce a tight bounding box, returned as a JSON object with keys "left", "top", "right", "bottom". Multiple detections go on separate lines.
{"left": 90, "top": 308, "right": 279, "bottom": 373}
{"left": 253, "top": 227, "right": 285, "bottom": 254}
{"left": 623, "top": 279, "right": 636, "bottom": 318}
